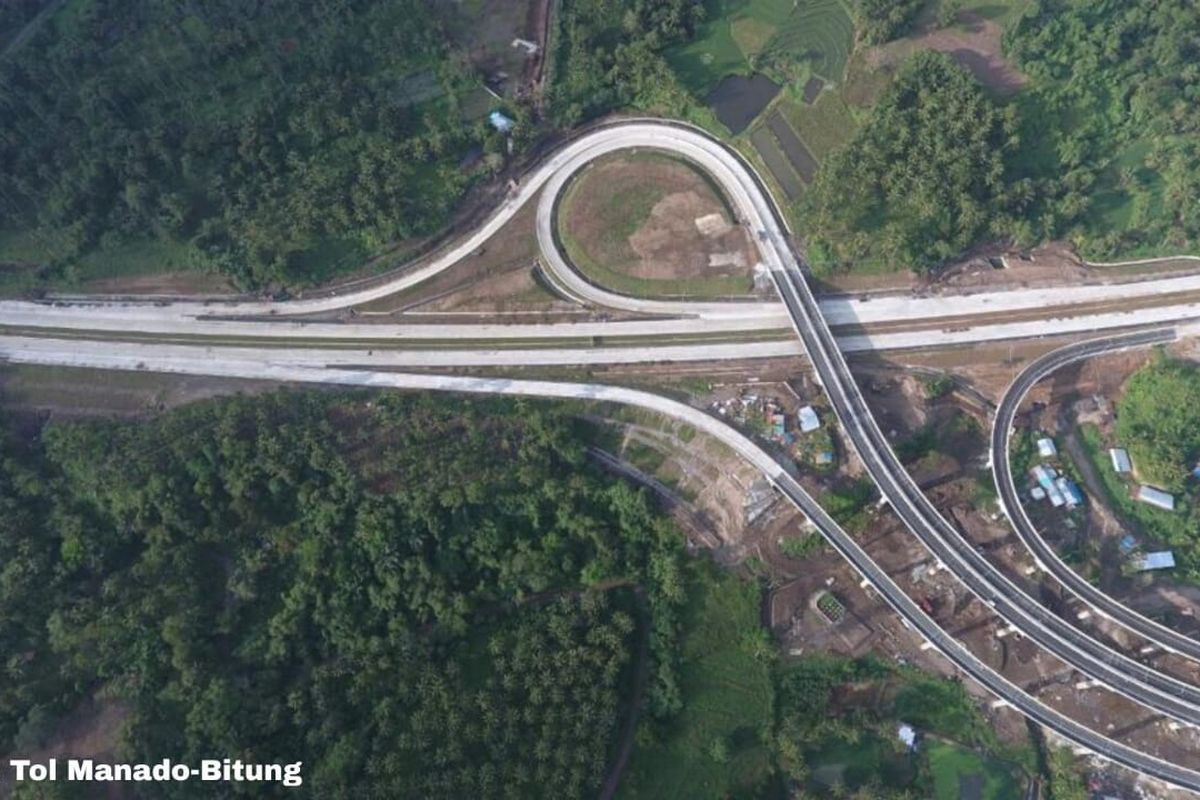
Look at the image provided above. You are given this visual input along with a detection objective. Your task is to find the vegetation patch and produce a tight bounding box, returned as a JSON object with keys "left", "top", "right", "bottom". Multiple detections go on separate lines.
{"left": 770, "top": 655, "right": 1028, "bottom": 797}
{"left": 618, "top": 563, "right": 774, "bottom": 799}
{"left": 759, "top": 0, "right": 855, "bottom": 84}
{"left": 765, "top": 112, "right": 819, "bottom": 182}
{"left": 927, "top": 739, "right": 1020, "bottom": 800}
{"left": 802, "top": 52, "right": 1024, "bottom": 272}
{"left": 851, "top": 0, "right": 926, "bottom": 45}
{"left": 1077, "top": 420, "right": 1200, "bottom": 584}
{"left": 750, "top": 126, "right": 806, "bottom": 201}
{"left": 0, "top": 392, "right": 695, "bottom": 798}
{"left": 1004, "top": 0, "right": 1200, "bottom": 259}
{"left": 0, "top": 0, "right": 511, "bottom": 291}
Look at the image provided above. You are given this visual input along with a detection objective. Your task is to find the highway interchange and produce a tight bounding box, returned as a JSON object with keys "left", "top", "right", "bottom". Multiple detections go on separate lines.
{"left": 4, "top": 120, "right": 1200, "bottom": 790}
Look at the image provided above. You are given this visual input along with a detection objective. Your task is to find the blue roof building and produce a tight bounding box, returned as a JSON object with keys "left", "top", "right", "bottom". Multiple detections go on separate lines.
{"left": 489, "top": 111, "right": 515, "bottom": 133}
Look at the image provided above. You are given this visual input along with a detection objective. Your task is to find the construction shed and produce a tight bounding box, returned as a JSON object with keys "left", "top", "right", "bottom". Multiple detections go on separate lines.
{"left": 1136, "top": 485, "right": 1175, "bottom": 511}
{"left": 1134, "top": 551, "right": 1176, "bottom": 572}
{"left": 797, "top": 406, "right": 820, "bottom": 433}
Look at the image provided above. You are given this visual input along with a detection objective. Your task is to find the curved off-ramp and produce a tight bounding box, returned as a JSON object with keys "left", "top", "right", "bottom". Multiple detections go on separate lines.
{"left": 3, "top": 333, "right": 1200, "bottom": 791}
{"left": 992, "top": 329, "right": 1200, "bottom": 658}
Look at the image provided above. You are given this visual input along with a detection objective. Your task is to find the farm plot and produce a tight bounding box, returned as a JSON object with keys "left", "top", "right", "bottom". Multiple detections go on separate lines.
{"left": 667, "top": 0, "right": 856, "bottom": 98}
{"left": 750, "top": 127, "right": 804, "bottom": 201}
{"left": 748, "top": 110, "right": 818, "bottom": 202}
{"left": 766, "top": 111, "right": 818, "bottom": 182}
{"left": 781, "top": 90, "right": 859, "bottom": 161}
{"left": 760, "top": 0, "right": 854, "bottom": 83}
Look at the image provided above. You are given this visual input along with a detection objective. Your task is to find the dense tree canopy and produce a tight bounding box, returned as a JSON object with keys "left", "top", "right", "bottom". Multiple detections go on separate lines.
{"left": 549, "top": 0, "right": 704, "bottom": 126}
{"left": 0, "top": 392, "right": 690, "bottom": 798}
{"left": 803, "top": 52, "right": 1027, "bottom": 271}
{"left": 1005, "top": 0, "right": 1200, "bottom": 257}
{"left": 0, "top": 0, "right": 491, "bottom": 288}
{"left": 851, "top": 0, "right": 926, "bottom": 45}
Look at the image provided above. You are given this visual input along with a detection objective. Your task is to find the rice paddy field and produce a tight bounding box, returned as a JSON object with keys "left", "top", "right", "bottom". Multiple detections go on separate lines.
{"left": 667, "top": 0, "right": 855, "bottom": 95}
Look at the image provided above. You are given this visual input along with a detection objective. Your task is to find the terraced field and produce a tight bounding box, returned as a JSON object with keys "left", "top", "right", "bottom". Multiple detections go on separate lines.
{"left": 762, "top": 0, "right": 854, "bottom": 83}
{"left": 667, "top": 0, "right": 856, "bottom": 96}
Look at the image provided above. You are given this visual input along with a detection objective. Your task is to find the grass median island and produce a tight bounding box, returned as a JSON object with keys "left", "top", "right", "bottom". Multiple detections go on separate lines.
{"left": 557, "top": 153, "right": 759, "bottom": 299}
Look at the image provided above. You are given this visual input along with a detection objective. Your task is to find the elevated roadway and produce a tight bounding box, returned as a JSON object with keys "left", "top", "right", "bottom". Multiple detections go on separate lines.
{"left": 2, "top": 334, "right": 1200, "bottom": 791}
{"left": 992, "top": 330, "right": 1200, "bottom": 660}
{"left": 6, "top": 119, "right": 1200, "bottom": 787}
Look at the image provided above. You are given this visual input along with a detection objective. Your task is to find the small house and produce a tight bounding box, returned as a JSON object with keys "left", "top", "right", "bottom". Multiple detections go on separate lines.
{"left": 1109, "top": 448, "right": 1132, "bottom": 474}
{"left": 1136, "top": 485, "right": 1175, "bottom": 511}
{"left": 798, "top": 405, "right": 820, "bottom": 433}
{"left": 1037, "top": 437, "right": 1058, "bottom": 458}
{"left": 771, "top": 413, "right": 786, "bottom": 439}
{"left": 1056, "top": 477, "right": 1084, "bottom": 509}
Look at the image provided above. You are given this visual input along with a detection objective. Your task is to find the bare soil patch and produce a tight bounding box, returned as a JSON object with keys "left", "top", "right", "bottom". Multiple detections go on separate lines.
{"left": 562, "top": 155, "right": 756, "bottom": 284}
{"left": 0, "top": 364, "right": 285, "bottom": 421}
{"left": 81, "top": 270, "right": 233, "bottom": 295}
{"left": 868, "top": 12, "right": 1027, "bottom": 95}
{"left": 443, "top": 0, "right": 541, "bottom": 99}
{"left": 351, "top": 197, "right": 584, "bottom": 317}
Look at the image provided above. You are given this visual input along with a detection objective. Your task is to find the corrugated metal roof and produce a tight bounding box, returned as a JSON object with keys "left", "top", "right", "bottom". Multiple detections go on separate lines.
{"left": 1135, "top": 551, "right": 1176, "bottom": 571}
{"left": 1136, "top": 485, "right": 1175, "bottom": 511}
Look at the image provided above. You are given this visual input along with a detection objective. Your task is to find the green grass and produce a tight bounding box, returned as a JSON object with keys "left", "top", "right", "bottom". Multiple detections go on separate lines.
{"left": 623, "top": 440, "right": 669, "bottom": 476}
{"left": 927, "top": 739, "right": 1021, "bottom": 800}
{"left": 807, "top": 735, "right": 915, "bottom": 791}
{"left": 618, "top": 563, "right": 773, "bottom": 799}
{"left": 1076, "top": 424, "right": 1199, "bottom": 579}
{"left": 956, "top": 0, "right": 1035, "bottom": 26}
{"left": 0, "top": 228, "right": 228, "bottom": 295}
{"left": 667, "top": 0, "right": 758, "bottom": 94}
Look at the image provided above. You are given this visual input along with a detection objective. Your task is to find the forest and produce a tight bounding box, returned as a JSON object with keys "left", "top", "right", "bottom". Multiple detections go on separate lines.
{"left": 0, "top": 386, "right": 1057, "bottom": 798}
{"left": 850, "top": 0, "right": 926, "bottom": 45}
{"left": 0, "top": 392, "right": 693, "bottom": 798}
{"left": 0, "top": 0, "right": 495, "bottom": 289}
{"left": 806, "top": 0, "right": 1200, "bottom": 270}
{"left": 548, "top": 0, "right": 704, "bottom": 127}
{"left": 1004, "top": 0, "right": 1200, "bottom": 259}
{"left": 0, "top": 0, "right": 710, "bottom": 292}
{"left": 802, "top": 52, "right": 1027, "bottom": 271}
